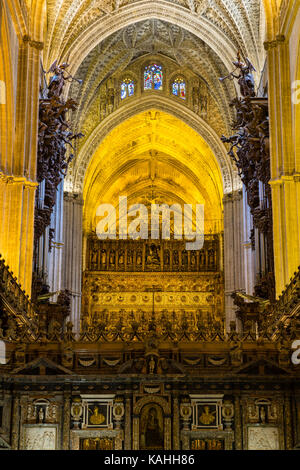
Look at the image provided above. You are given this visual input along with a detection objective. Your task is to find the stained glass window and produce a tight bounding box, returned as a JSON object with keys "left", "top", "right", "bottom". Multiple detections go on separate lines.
{"left": 121, "top": 78, "right": 135, "bottom": 100}
{"left": 172, "top": 77, "right": 186, "bottom": 99}
{"left": 144, "top": 64, "right": 163, "bottom": 91}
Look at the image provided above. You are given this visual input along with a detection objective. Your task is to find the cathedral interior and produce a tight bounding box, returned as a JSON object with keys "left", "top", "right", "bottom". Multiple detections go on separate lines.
{"left": 0, "top": 0, "right": 300, "bottom": 451}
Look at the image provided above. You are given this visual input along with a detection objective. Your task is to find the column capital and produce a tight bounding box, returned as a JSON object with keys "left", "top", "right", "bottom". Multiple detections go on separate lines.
{"left": 22, "top": 35, "right": 44, "bottom": 50}
{"left": 64, "top": 192, "right": 84, "bottom": 205}
{"left": 264, "top": 35, "right": 286, "bottom": 51}
{"left": 223, "top": 189, "right": 243, "bottom": 204}
{"left": 0, "top": 172, "right": 38, "bottom": 187}
{"left": 269, "top": 173, "right": 300, "bottom": 186}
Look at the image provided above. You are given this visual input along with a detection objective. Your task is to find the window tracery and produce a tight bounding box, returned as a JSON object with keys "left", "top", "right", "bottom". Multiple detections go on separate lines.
{"left": 121, "top": 78, "right": 135, "bottom": 100}
{"left": 144, "top": 64, "right": 163, "bottom": 91}
{"left": 172, "top": 77, "right": 186, "bottom": 99}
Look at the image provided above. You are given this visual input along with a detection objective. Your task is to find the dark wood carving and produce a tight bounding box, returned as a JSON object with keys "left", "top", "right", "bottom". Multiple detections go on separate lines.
{"left": 35, "top": 61, "right": 83, "bottom": 243}
{"left": 220, "top": 52, "right": 275, "bottom": 300}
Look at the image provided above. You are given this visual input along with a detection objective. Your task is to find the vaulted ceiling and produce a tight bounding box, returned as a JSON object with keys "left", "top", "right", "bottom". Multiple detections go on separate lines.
{"left": 69, "top": 19, "right": 236, "bottom": 135}
{"left": 44, "top": 0, "right": 266, "bottom": 71}
{"left": 42, "top": 0, "right": 267, "bottom": 198}
{"left": 83, "top": 110, "right": 224, "bottom": 234}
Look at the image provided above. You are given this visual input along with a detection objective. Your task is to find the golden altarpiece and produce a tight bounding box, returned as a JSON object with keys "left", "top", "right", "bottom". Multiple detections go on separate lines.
{"left": 0, "top": 0, "right": 300, "bottom": 452}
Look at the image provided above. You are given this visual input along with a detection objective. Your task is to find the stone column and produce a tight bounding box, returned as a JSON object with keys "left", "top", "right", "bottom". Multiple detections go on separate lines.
{"left": 234, "top": 395, "right": 242, "bottom": 450}
{"left": 172, "top": 396, "right": 180, "bottom": 450}
{"left": 242, "top": 185, "right": 256, "bottom": 295}
{"left": 132, "top": 416, "right": 139, "bottom": 450}
{"left": 295, "top": 394, "right": 300, "bottom": 447}
{"left": 0, "top": 34, "right": 43, "bottom": 296}
{"left": 164, "top": 417, "right": 172, "bottom": 450}
{"left": 265, "top": 30, "right": 300, "bottom": 297}
{"left": 62, "top": 395, "right": 71, "bottom": 450}
{"left": 124, "top": 397, "right": 131, "bottom": 450}
{"left": 62, "top": 192, "right": 84, "bottom": 333}
{"left": 11, "top": 396, "right": 20, "bottom": 450}
{"left": 48, "top": 181, "right": 64, "bottom": 300}
{"left": 284, "top": 396, "right": 293, "bottom": 450}
{"left": 223, "top": 190, "right": 245, "bottom": 331}
{"left": 0, "top": 176, "right": 37, "bottom": 294}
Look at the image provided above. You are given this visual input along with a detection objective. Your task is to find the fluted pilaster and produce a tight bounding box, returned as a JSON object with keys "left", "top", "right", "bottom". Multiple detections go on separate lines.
{"left": 62, "top": 192, "right": 83, "bottom": 333}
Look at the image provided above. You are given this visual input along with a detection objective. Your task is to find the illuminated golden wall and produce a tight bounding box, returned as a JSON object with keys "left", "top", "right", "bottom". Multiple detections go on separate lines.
{"left": 266, "top": 0, "right": 300, "bottom": 297}
{"left": 83, "top": 110, "right": 224, "bottom": 240}
{"left": 0, "top": 0, "right": 44, "bottom": 294}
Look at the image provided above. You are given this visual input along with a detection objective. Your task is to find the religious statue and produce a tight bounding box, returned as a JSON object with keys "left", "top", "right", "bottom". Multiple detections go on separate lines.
{"left": 136, "top": 251, "right": 142, "bottom": 266}
{"left": 109, "top": 250, "right": 116, "bottom": 265}
{"left": 191, "top": 251, "right": 197, "bottom": 266}
{"left": 173, "top": 250, "right": 179, "bottom": 265}
{"left": 198, "top": 405, "right": 216, "bottom": 425}
{"left": 192, "top": 84, "right": 200, "bottom": 114}
{"left": 35, "top": 60, "right": 83, "bottom": 243}
{"left": 92, "top": 246, "right": 100, "bottom": 269}
{"left": 127, "top": 250, "right": 134, "bottom": 264}
{"left": 219, "top": 52, "right": 274, "bottom": 300}
{"left": 38, "top": 407, "right": 44, "bottom": 424}
{"left": 46, "top": 61, "right": 82, "bottom": 98}
{"left": 182, "top": 250, "right": 188, "bottom": 266}
{"left": 101, "top": 249, "right": 107, "bottom": 265}
{"left": 118, "top": 251, "right": 124, "bottom": 265}
{"left": 219, "top": 51, "right": 256, "bottom": 97}
{"left": 148, "top": 355, "right": 156, "bottom": 374}
{"left": 260, "top": 406, "right": 267, "bottom": 424}
{"left": 146, "top": 244, "right": 160, "bottom": 267}
{"left": 141, "top": 406, "right": 164, "bottom": 449}
{"left": 89, "top": 406, "right": 106, "bottom": 425}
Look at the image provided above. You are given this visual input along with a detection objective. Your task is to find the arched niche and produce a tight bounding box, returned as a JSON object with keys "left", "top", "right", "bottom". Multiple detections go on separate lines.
{"left": 132, "top": 395, "right": 171, "bottom": 450}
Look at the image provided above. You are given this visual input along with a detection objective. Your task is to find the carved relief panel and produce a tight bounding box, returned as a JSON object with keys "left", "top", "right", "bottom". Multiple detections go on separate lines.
{"left": 241, "top": 396, "right": 284, "bottom": 450}
{"left": 24, "top": 425, "right": 58, "bottom": 450}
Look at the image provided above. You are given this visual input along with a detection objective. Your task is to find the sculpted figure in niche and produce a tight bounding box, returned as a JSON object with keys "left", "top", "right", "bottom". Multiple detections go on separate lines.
{"left": 173, "top": 250, "right": 179, "bottom": 265}
{"left": 198, "top": 405, "right": 216, "bottom": 426}
{"left": 146, "top": 244, "right": 160, "bottom": 266}
{"left": 199, "top": 250, "right": 206, "bottom": 267}
{"left": 148, "top": 355, "right": 156, "bottom": 374}
{"left": 90, "top": 244, "right": 98, "bottom": 269}
{"left": 101, "top": 249, "right": 107, "bottom": 265}
{"left": 127, "top": 250, "right": 134, "bottom": 264}
{"left": 164, "top": 250, "right": 170, "bottom": 265}
{"left": 118, "top": 251, "right": 124, "bottom": 265}
{"left": 89, "top": 406, "right": 106, "bottom": 425}
{"left": 200, "top": 94, "right": 208, "bottom": 115}
{"left": 182, "top": 250, "right": 188, "bottom": 266}
{"left": 109, "top": 250, "right": 115, "bottom": 265}
{"left": 260, "top": 406, "right": 267, "bottom": 424}
{"left": 208, "top": 249, "right": 215, "bottom": 267}
{"left": 100, "top": 93, "right": 107, "bottom": 120}
{"left": 140, "top": 405, "right": 164, "bottom": 450}
{"left": 38, "top": 407, "right": 45, "bottom": 423}
{"left": 192, "top": 85, "right": 200, "bottom": 113}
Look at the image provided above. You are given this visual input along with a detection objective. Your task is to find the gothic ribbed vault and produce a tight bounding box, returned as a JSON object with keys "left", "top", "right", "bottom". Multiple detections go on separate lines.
{"left": 82, "top": 109, "right": 224, "bottom": 234}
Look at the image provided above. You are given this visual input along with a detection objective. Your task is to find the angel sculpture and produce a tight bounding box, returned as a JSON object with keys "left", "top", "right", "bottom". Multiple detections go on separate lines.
{"left": 219, "top": 51, "right": 256, "bottom": 97}
{"left": 45, "top": 60, "right": 82, "bottom": 98}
